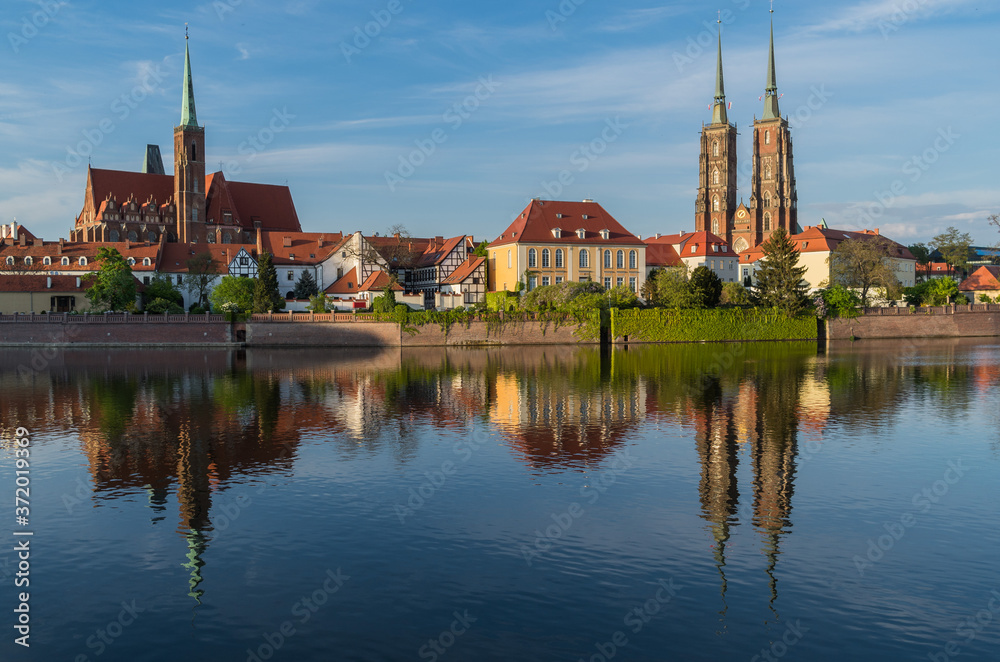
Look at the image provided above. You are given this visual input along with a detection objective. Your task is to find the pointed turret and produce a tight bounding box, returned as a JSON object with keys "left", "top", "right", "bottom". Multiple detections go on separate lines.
{"left": 762, "top": 15, "right": 780, "bottom": 120}
{"left": 711, "top": 25, "right": 728, "bottom": 125}
{"left": 180, "top": 33, "right": 198, "bottom": 128}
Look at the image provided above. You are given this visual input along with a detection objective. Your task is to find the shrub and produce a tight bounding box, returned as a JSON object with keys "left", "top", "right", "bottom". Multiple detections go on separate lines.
{"left": 145, "top": 297, "right": 184, "bottom": 314}
{"left": 818, "top": 285, "right": 862, "bottom": 319}
{"left": 720, "top": 281, "right": 750, "bottom": 306}
{"left": 689, "top": 266, "right": 723, "bottom": 308}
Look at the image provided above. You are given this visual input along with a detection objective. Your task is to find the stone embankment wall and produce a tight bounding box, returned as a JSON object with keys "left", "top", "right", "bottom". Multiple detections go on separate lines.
{"left": 0, "top": 313, "right": 232, "bottom": 346}
{"left": 826, "top": 305, "right": 1000, "bottom": 340}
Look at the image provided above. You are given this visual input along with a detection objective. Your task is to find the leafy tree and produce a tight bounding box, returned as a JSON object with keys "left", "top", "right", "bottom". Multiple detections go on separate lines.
{"left": 689, "top": 266, "right": 722, "bottom": 308}
{"left": 142, "top": 274, "right": 183, "bottom": 311}
{"left": 606, "top": 284, "right": 638, "bottom": 308}
{"left": 643, "top": 266, "right": 699, "bottom": 309}
{"left": 932, "top": 226, "right": 974, "bottom": 271}
{"left": 83, "top": 247, "right": 137, "bottom": 312}
{"left": 907, "top": 243, "right": 930, "bottom": 265}
{"left": 720, "top": 281, "right": 750, "bottom": 306}
{"left": 902, "top": 280, "right": 931, "bottom": 307}
{"left": 828, "top": 236, "right": 898, "bottom": 306}
{"left": 372, "top": 285, "right": 397, "bottom": 313}
{"left": 293, "top": 271, "right": 319, "bottom": 299}
{"left": 927, "top": 277, "right": 959, "bottom": 305}
{"left": 752, "top": 228, "right": 809, "bottom": 316}
{"left": 183, "top": 252, "right": 219, "bottom": 310}
{"left": 306, "top": 293, "right": 329, "bottom": 313}
{"left": 252, "top": 251, "right": 284, "bottom": 313}
{"left": 210, "top": 276, "right": 255, "bottom": 314}
{"left": 522, "top": 281, "right": 604, "bottom": 311}
{"left": 817, "top": 285, "right": 861, "bottom": 318}
{"left": 473, "top": 240, "right": 489, "bottom": 258}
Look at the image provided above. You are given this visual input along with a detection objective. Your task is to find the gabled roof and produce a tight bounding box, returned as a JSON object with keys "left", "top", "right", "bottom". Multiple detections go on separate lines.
{"left": 0, "top": 241, "right": 162, "bottom": 271}
{"left": 488, "top": 200, "right": 643, "bottom": 248}
{"left": 258, "top": 231, "right": 345, "bottom": 265}
{"left": 959, "top": 266, "right": 1000, "bottom": 292}
{"left": 324, "top": 267, "right": 359, "bottom": 295}
{"left": 85, "top": 168, "right": 175, "bottom": 217}
{"left": 358, "top": 270, "right": 404, "bottom": 292}
{"left": 158, "top": 243, "right": 255, "bottom": 274}
{"left": 644, "top": 242, "right": 682, "bottom": 268}
{"left": 206, "top": 173, "right": 303, "bottom": 233}
{"left": 441, "top": 257, "right": 485, "bottom": 285}
{"left": 644, "top": 231, "right": 736, "bottom": 259}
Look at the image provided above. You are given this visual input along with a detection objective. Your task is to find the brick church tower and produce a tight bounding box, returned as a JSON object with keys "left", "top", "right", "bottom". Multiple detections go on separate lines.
{"left": 695, "top": 25, "right": 738, "bottom": 244}
{"left": 735, "top": 13, "right": 798, "bottom": 253}
{"left": 173, "top": 33, "right": 206, "bottom": 244}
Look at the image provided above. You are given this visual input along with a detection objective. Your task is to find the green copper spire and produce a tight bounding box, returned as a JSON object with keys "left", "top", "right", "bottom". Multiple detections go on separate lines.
{"left": 711, "top": 23, "right": 728, "bottom": 125}
{"left": 762, "top": 14, "right": 780, "bottom": 120}
{"left": 180, "top": 30, "right": 198, "bottom": 128}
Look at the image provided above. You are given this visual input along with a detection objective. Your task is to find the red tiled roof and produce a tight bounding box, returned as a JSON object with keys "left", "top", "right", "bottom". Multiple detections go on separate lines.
{"left": 226, "top": 180, "right": 302, "bottom": 232}
{"left": 643, "top": 242, "right": 682, "bottom": 268}
{"left": 959, "top": 266, "right": 1000, "bottom": 291}
{"left": 158, "top": 243, "right": 254, "bottom": 273}
{"left": 488, "top": 200, "right": 643, "bottom": 248}
{"left": 647, "top": 231, "right": 737, "bottom": 259}
{"left": 0, "top": 274, "right": 144, "bottom": 293}
{"left": 0, "top": 241, "right": 162, "bottom": 271}
{"left": 86, "top": 168, "right": 174, "bottom": 215}
{"left": 324, "top": 267, "right": 359, "bottom": 294}
{"left": 740, "top": 226, "right": 915, "bottom": 263}
{"left": 259, "top": 231, "right": 345, "bottom": 265}
{"left": 441, "top": 257, "right": 485, "bottom": 285}
{"left": 358, "top": 270, "right": 404, "bottom": 292}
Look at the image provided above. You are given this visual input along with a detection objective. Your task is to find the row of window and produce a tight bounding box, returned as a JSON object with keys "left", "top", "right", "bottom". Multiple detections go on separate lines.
{"left": 523, "top": 248, "right": 639, "bottom": 270}
{"left": 5, "top": 256, "right": 154, "bottom": 267}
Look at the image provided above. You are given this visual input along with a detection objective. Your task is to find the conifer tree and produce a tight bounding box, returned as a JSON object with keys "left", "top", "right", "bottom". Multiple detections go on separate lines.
{"left": 253, "top": 251, "right": 285, "bottom": 313}
{"left": 753, "top": 228, "right": 809, "bottom": 316}
{"left": 293, "top": 271, "right": 319, "bottom": 299}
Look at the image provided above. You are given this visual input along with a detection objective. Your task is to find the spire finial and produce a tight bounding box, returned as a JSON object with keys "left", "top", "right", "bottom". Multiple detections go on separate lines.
{"left": 185, "top": 23, "right": 189, "bottom": 39}
{"left": 711, "top": 19, "right": 728, "bottom": 125}
{"left": 762, "top": 8, "right": 780, "bottom": 120}
{"left": 180, "top": 29, "right": 198, "bottom": 127}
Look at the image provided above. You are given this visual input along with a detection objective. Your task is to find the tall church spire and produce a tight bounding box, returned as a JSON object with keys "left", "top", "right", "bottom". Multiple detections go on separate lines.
{"left": 762, "top": 13, "right": 780, "bottom": 120}
{"left": 181, "top": 27, "right": 198, "bottom": 128}
{"left": 711, "top": 22, "right": 728, "bottom": 125}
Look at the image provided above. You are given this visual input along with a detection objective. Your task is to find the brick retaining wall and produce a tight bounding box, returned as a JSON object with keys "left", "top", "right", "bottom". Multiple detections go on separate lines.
{"left": 827, "top": 305, "right": 1000, "bottom": 340}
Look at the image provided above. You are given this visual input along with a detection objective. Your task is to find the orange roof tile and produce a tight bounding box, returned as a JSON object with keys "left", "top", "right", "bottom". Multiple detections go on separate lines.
{"left": 441, "top": 257, "right": 485, "bottom": 285}
{"left": 959, "top": 266, "right": 1000, "bottom": 291}
{"left": 644, "top": 242, "right": 682, "bottom": 268}
{"left": 324, "top": 267, "right": 359, "bottom": 294}
{"left": 358, "top": 270, "right": 404, "bottom": 292}
{"left": 488, "top": 200, "right": 643, "bottom": 248}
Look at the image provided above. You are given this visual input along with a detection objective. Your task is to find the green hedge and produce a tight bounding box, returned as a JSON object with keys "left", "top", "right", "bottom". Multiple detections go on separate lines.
{"left": 485, "top": 291, "right": 519, "bottom": 312}
{"left": 610, "top": 307, "right": 817, "bottom": 343}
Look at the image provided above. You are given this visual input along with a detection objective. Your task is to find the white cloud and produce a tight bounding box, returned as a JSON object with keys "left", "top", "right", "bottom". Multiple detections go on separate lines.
{"left": 804, "top": 0, "right": 979, "bottom": 34}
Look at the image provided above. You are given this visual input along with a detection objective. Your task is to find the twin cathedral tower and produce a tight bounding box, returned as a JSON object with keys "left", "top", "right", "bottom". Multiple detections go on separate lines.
{"left": 695, "top": 14, "right": 798, "bottom": 253}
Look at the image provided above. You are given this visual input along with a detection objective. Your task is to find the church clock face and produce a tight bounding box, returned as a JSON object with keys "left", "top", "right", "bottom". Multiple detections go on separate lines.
{"left": 737, "top": 209, "right": 746, "bottom": 219}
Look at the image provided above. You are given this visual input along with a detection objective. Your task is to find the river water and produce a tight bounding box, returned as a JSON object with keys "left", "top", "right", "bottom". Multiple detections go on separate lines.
{"left": 1, "top": 340, "right": 998, "bottom": 661}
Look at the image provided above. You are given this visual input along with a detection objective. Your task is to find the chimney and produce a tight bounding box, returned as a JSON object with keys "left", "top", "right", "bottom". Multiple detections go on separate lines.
{"left": 125, "top": 239, "right": 130, "bottom": 250}
{"left": 435, "top": 236, "right": 443, "bottom": 248}
{"left": 393, "top": 232, "right": 401, "bottom": 240}
{"left": 46, "top": 276, "right": 52, "bottom": 289}
{"left": 317, "top": 235, "right": 325, "bottom": 248}
{"left": 282, "top": 236, "right": 292, "bottom": 248}
{"left": 58, "top": 239, "right": 63, "bottom": 255}
{"left": 655, "top": 233, "right": 661, "bottom": 239}
{"left": 256, "top": 229, "right": 264, "bottom": 254}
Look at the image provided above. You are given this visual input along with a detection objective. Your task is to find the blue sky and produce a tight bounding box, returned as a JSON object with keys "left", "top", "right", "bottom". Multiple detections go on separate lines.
{"left": 1, "top": 0, "right": 997, "bottom": 247}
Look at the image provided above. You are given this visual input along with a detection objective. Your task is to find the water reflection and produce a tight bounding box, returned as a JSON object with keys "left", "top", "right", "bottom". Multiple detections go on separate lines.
{"left": 0, "top": 339, "right": 994, "bottom": 616}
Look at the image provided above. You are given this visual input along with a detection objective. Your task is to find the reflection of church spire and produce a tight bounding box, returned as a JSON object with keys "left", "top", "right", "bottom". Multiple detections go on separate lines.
{"left": 692, "top": 378, "right": 740, "bottom": 619}
{"left": 175, "top": 423, "right": 213, "bottom": 605}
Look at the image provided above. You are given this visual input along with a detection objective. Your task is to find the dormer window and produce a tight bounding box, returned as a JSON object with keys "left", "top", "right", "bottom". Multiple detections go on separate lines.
{"left": 127, "top": 257, "right": 136, "bottom": 266}
{"left": 599, "top": 229, "right": 610, "bottom": 240}
{"left": 556, "top": 213, "right": 565, "bottom": 219}
{"left": 576, "top": 228, "right": 586, "bottom": 239}
{"left": 24, "top": 257, "right": 32, "bottom": 265}
{"left": 61, "top": 257, "right": 70, "bottom": 266}
{"left": 712, "top": 245, "right": 718, "bottom": 253}
{"left": 583, "top": 214, "right": 592, "bottom": 220}
{"left": 4, "top": 256, "right": 12, "bottom": 266}
{"left": 79, "top": 257, "right": 88, "bottom": 266}
{"left": 690, "top": 246, "right": 697, "bottom": 254}
{"left": 43, "top": 257, "right": 51, "bottom": 265}
{"left": 552, "top": 228, "right": 562, "bottom": 239}
{"left": 142, "top": 257, "right": 151, "bottom": 266}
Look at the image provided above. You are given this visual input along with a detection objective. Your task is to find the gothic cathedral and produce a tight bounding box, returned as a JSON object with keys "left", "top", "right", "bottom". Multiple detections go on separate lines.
{"left": 696, "top": 14, "right": 798, "bottom": 254}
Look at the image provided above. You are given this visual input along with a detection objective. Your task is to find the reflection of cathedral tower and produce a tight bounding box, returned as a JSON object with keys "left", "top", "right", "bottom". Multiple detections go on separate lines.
{"left": 696, "top": 24, "right": 738, "bottom": 242}
{"left": 737, "top": 12, "right": 798, "bottom": 253}
{"left": 692, "top": 379, "right": 740, "bottom": 614}
{"left": 176, "top": 423, "right": 213, "bottom": 603}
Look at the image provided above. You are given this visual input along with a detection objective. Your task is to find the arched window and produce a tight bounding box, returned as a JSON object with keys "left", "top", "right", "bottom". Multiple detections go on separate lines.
{"left": 5, "top": 256, "right": 13, "bottom": 266}
{"left": 765, "top": 164, "right": 772, "bottom": 180}
{"left": 555, "top": 249, "right": 563, "bottom": 268}
{"left": 507, "top": 250, "right": 512, "bottom": 269}
{"left": 126, "top": 257, "right": 135, "bottom": 266}
{"left": 42, "top": 257, "right": 51, "bottom": 266}
{"left": 541, "top": 248, "right": 550, "bottom": 268}
{"left": 712, "top": 140, "right": 719, "bottom": 157}
{"left": 604, "top": 250, "right": 612, "bottom": 269}
{"left": 616, "top": 250, "right": 624, "bottom": 269}
{"left": 190, "top": 142, "right": 197, "bottom": 162}
{"left": 579, "top": 249, "right": 589, "bottom": 268}
{"left": 764, "top": 213, "right": 771, "bottom": 232}
{"left": 713, "top": 196, "right": 720, "bottom": 212}
{"left": 764, "top": 130, "right": 770, "bottom": 145}
{"left": 128, "top": 231, "right": 138, "bottom": 242}
{"left": 713, "top": 169, "right": 720, "bottom": 185}
{"left": 222, "top": 233, "right": 232, "bottom": 244}
{"left": 79, "top": 257, "right": 88, "bottom": 266}
{"left": 109, "top": 230, "right": 120, "bottom": 242}
{"left": 61, "top": 257, "right": 70, "bottom": 266}
{"left": 763, "top": 192, "right": 771, "bottom": 208}
{"left": 24, "top": 257, "right": 32, "bottom": 266}
{"left": 712, "top": 218, "right": 719, "bottom": 234}
{"left": 629, "top": 250, "right": 637, "bottom": 269}
{"left": 148, "top": 232, "right": 157, "bottom": 243}
{"left": 528, "top": 248, "right": 537, "bottom": 268}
